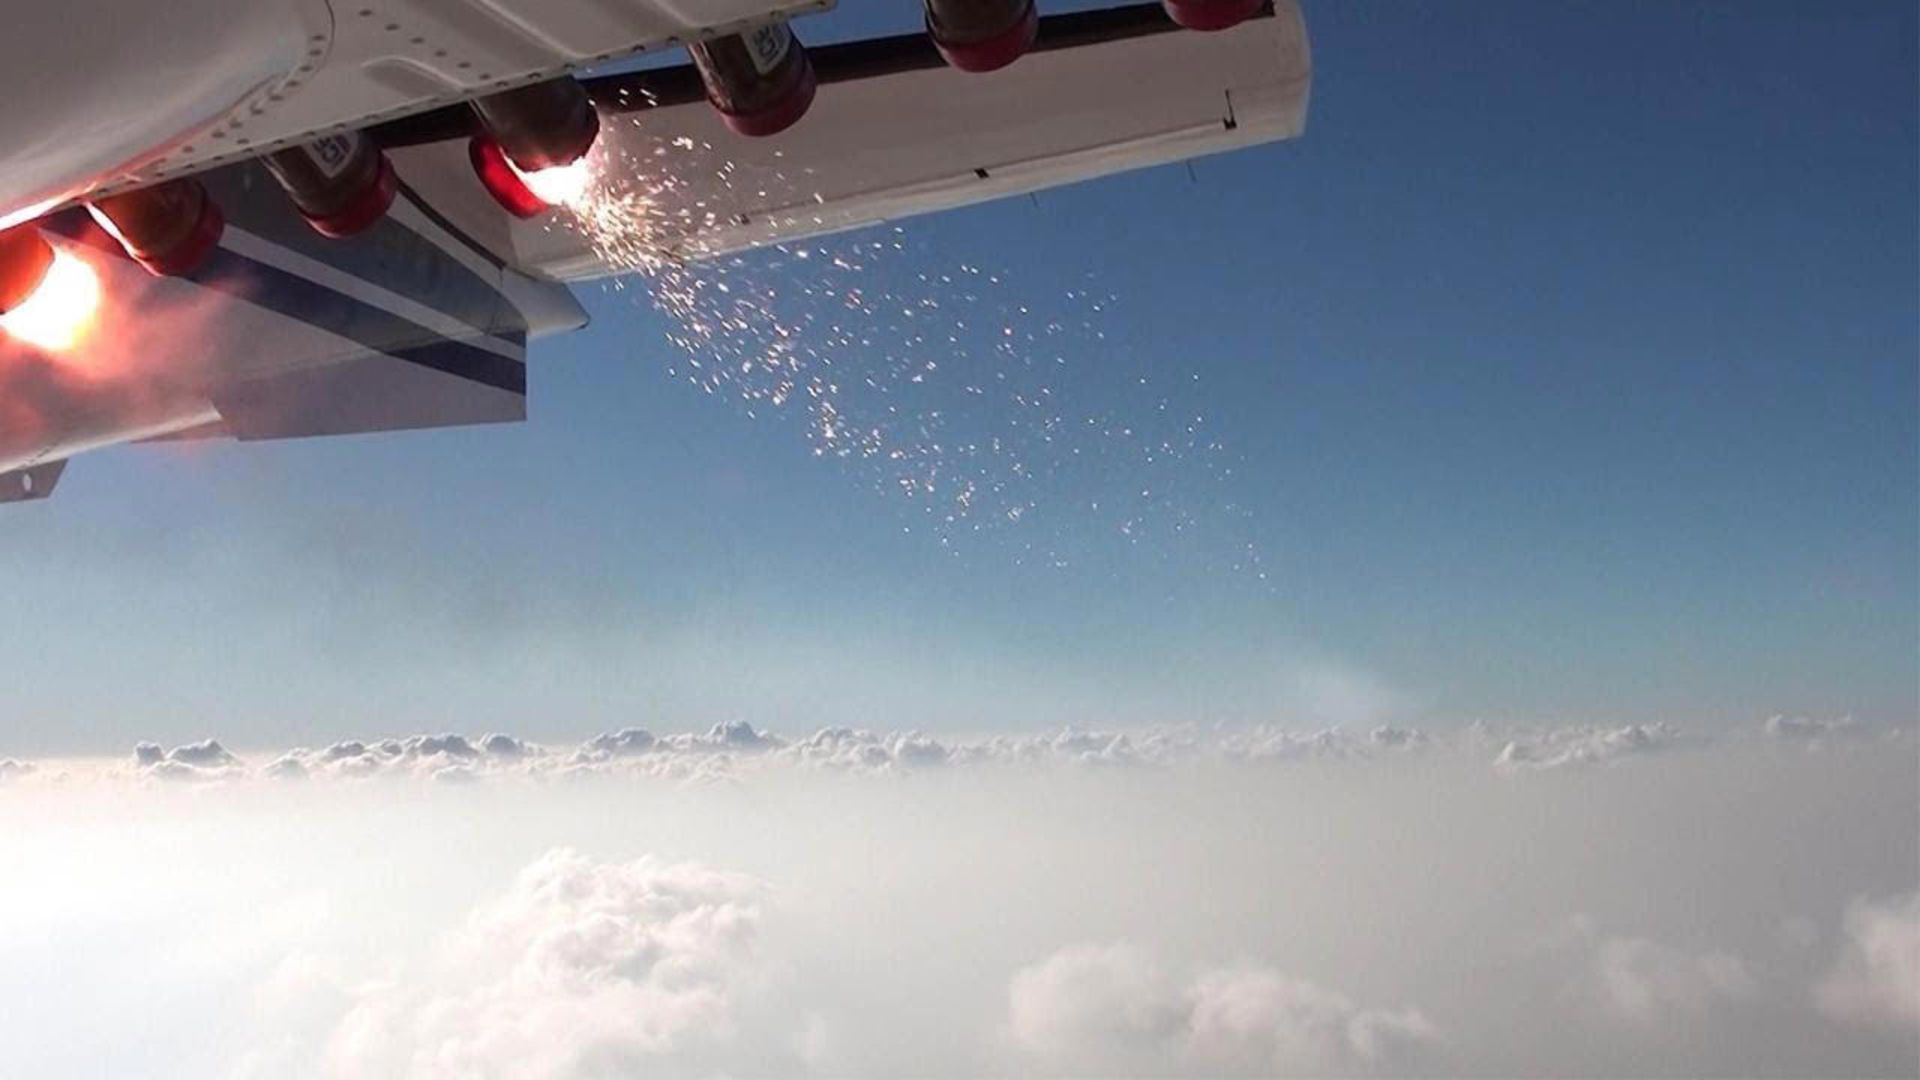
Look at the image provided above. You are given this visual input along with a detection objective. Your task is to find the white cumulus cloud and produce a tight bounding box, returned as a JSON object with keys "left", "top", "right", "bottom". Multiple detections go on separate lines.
{"left": 1006, "top": 943, "right": 1441, "bottom": 1076}
{"left": 133, "top": 738, "right": 243, "bottom": 782}
{"left": 1492, "top": 722, "right": 1689, "bottom": 770}
{"left": 39, "top": 721, "right": 1454, "bottom": 788}
{"left": 319, "top": 849, "right": 769, "bottom": 1079}
{"left": 1816, "top": 891, "right": 1920, "bottom": 1035}
{"left": 1540, "top": 917, "right": 1755, "bottom": 1024}
{"left": 49, "top": 717, "right": 1885, "bottom": 791}
{"left": 1763, "top": 714, "right": 1878, "bottom": 746}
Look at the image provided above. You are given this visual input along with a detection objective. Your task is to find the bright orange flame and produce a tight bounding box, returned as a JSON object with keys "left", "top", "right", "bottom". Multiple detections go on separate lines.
{"left": 0, "top": 249, "right": 101, "bottom": 353}
{"left": 510, "top": 156, "right": 593, "bottom": 208}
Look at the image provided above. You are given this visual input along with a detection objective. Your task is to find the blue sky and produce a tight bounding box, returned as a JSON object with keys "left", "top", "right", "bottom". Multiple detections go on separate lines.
{"left": 1, "top": 1, "right": 1913, "bottom": 753}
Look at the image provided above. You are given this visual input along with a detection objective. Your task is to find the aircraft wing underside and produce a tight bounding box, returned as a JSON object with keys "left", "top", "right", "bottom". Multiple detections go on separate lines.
{"left": 384, "top": 2, "right": 1311, "bottom": 277}
{"left": 0, "top": 2, "right": 1309, "bottom": 501}
{"left": 0, "top": 173, "right": 584, "bottom": 480}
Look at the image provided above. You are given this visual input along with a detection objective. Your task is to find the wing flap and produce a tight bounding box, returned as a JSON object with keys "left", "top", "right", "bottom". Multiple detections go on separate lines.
{"left": 210, "top": 339, "right": 526, "bottom": 441}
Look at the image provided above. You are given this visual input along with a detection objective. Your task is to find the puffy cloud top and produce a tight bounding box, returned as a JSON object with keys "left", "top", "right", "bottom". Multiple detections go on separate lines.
{"left": 479, "top": 733, "right": 532, "bottom": 759}
{"left": 1816, "top": 891, "right": 1920, "bottom": 1035}
{"left": 1764, "top": 715, "right": 1878, "bottom": 744}
{"left": 1493, "top": 723, "right": 1687, "bottom": 770}
{"left": 94, "top": 721, "right": 1445, "bottom": 785}
{"left": 10, "top": 717, "right": 1899, "bottom": 790}
{"left": 132, "top": 738, "right": 241, "bottom": 782}
{"left": 1007, "top": 942, "right": 1440, "bottom": 1076}
{"left": 1581, "top": 929, "right": 1755, "bottom": 1022}
{"left": 325, "top": 850, "right": 766, "bottom": 1077}
{"left": 579, "top": 728, "right": 657, "bottom": 758}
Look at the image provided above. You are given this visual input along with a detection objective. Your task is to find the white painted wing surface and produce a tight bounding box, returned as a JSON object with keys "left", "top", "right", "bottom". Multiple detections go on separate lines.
{"left": 391, "top": 2, "right": 1310, "bottom": 278}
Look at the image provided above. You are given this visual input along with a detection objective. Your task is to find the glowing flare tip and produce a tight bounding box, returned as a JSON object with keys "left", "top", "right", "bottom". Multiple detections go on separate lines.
{"left": 0, "top": 249, "right": 101, "bottom": 353}
{"left": 509, "top": 156, "right": 593, "bottom": 209}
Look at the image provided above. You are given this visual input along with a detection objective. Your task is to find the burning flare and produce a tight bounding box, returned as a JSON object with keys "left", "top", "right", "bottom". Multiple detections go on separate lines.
{"left": 510, "top": 156, "right": 593, "bottom": 209}
{"left": 0, "top": 248, "right": 100, "bottom": 353}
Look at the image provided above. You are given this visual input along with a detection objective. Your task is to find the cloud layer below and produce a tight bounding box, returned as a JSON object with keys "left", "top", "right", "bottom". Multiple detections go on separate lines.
{"left": 0, "top": 720, "right": 1912, "bottom": 1078}
{"left": 2, "top": 714, "right": 1904, "bottom": 788}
